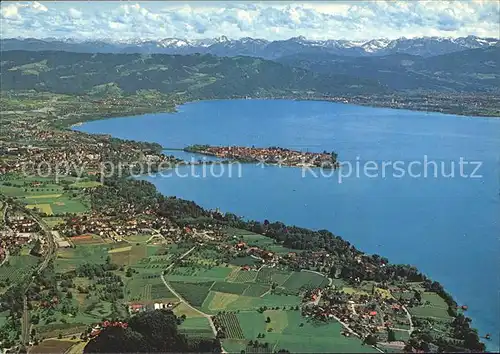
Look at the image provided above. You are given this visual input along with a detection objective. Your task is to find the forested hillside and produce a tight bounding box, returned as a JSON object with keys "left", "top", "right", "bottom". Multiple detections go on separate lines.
{"left": 0, "top": 50, "right": 386, "bottom": 97}
{"left": 277, "top": 47, "right": 500, "bottom": 92}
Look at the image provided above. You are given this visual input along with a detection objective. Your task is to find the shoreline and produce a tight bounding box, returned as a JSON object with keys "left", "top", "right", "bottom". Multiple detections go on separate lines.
{"left": 67, "top": 96, "right": 500, "bottom": 133}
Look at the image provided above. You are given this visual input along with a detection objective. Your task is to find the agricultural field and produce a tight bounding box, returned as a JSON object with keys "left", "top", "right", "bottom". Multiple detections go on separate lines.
{"left": 255, "top": 267, "right": 292, "bottom": 286}
{"left": 178, "top": 317, "right": 214, "bottom": 339}
{"left": 202, "top": 292, "right": 301, "bottom": 313}
{"left": 214, "top": 313, "right": 244, "bottom": 339}
{"left": 169, "top": 281, "right": 214, "bottom": 307}
{"left": 219, "top": 310, "right": 375, "bottom": 353}
{"left": 35, "top": 323, "right": 89, "bottom": 340}
{"left": 125, "top": 277, "right": 175, "bottom": 302}
{"left": 227, "top": 268, "right": 258, "bottom": 283}
{"left": 108, "top": 244, "right": 147, "bottom": 266}
{"left": 69, "top": 180, "right": 102, "bottom": 189}
{"left": 243, "top": 284, "right": 271, "bottom": 297}
{"left": 166, "top": 266, "right": 233, "bottom": 283}
{"left": 0, "top": 254, "right": 39, "bottom": 285}
{"left": 281, "top": 271, "right": 328, "bottom": 292}
{"left": 0, "top": 177, "right": 90, "bottom": 215}
{"left": 28, "top": 339, "right": 77, "bottom": 354}
{"left": 55, "top": 243, "right": 109, "bottom": 272}
{"left": 211, "top": 281, "right": 249, "bottom": 295}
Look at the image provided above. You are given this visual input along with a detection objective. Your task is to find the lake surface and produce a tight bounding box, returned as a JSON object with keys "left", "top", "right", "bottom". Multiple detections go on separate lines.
{"left": 75, "top": 100, "right": 500, "bottom": 350}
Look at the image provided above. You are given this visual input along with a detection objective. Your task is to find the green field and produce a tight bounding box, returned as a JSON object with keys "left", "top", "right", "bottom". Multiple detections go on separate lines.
{"left": 222, "top": 310, "right": 375, "bottom": 353}
{"left": 0, "top": 178, "right": 90, "bottom": 215}
{"left": 227, "top": 229, "right": 296, "bottom": 255}
{"left": 281, "top": 271, "right": 328, "bottom": 292}
{"left": 256, "top": 267, "right": 292, "bottom": 285}
{"left": 55, "top": 244, "right": 109, "bottom": 272}
{"left": 202, "top": 292, "right": 301, "bottom": 313}
{"left": 408, "top": 292, "right": 453, "bottom": 320}
{"left": 126, "top": 277, "right": 175, "bottom": 302}
{"left": 211, "top": 281, "right": 249, "bottom": 295}
{"left": 243, "top": 284, "right": 270, "bottom": 297}
{"left": 178, "top": 317, "right": 214, "bottom": 339}
{"left": 228, "top": 269, "right": 258, "bottom": 283}
{"left": 169, "top": 281, "right": 214, "bottom": 307}
{"left": 0, "top": 254, "right": 39, "bottom": 284}
{"left": 69, "top": 180, "right": 103, "bottom": 188}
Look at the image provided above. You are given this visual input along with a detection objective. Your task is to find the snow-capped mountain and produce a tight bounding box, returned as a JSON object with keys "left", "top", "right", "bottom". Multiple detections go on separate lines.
{"left": 1, "top": 35, "right": 497, "bottom": 58}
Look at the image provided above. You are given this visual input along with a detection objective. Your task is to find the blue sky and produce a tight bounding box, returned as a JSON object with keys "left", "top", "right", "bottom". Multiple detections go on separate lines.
{"left": 1, "top": 1, "right": 499, "bottom": 41}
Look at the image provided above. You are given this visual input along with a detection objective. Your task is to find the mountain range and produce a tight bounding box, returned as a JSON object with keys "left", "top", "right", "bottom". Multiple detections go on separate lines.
{"left": 2, "top": 35, "right": 498, "bottom": 59}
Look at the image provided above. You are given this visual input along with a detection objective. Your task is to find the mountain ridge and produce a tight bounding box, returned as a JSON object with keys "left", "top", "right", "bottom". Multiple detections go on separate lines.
{"left": 2, "top": 35, "right": 498, "bottom": 59}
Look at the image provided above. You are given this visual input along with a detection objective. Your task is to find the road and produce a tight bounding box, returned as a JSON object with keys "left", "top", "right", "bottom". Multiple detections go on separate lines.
{"left": 18, "top": 208, "right": 57, "bottom": 351}
{"left": 160, "top": 246, "right": 227, "bottom": 353}
{"left": 402, "top": 305, "right": 414, "bottom": 334}
{"left": 21, "top": 295, "right": 30, "bottom": 346}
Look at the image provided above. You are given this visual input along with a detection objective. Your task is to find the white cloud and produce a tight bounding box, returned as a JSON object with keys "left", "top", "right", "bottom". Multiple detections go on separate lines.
{"left": 1, "top": 4, "right": 20, "bottom": 20}
{"left": 68, "top": 8, "right": 82, "bottom": 19}
{"left": 0, "top": 1, "right": 498, "bottom": 41}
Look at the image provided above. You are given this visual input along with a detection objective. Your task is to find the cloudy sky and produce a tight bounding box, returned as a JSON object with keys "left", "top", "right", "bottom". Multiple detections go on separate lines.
{"left": 1, "top": 1, "right": 499, "bottom": 41}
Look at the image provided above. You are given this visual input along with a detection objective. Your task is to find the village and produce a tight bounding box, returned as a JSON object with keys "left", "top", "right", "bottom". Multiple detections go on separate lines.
{"left": 185, "top": 145, "right": 339, "bottom": 168}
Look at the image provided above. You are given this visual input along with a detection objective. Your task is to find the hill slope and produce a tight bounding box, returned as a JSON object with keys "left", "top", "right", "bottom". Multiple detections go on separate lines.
{"left": 0, "top": 50, "right": 386, "bottom": 97}
{"left": 276, "top": 47, "right": 500, "bottom": 92}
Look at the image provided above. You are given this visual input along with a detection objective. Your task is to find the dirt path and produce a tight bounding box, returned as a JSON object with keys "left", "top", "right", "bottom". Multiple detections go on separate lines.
{"left": 160, "top": 246, "right": 226, "bottom": 352}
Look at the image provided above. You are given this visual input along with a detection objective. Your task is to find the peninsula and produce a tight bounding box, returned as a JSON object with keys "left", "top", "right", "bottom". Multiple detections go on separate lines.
{"left": 185, "top": 145, "right": 339, "bottom": 168}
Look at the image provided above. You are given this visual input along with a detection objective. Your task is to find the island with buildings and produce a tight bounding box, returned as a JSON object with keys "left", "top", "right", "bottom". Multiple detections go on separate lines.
{"left": 184, "top": 144, "right": 340, "bottom": 168}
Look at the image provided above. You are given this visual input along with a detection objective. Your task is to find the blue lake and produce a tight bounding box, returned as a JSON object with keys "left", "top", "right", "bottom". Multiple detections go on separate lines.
{"left": 75, "top": 100, "right": 500, "bottom": 350}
